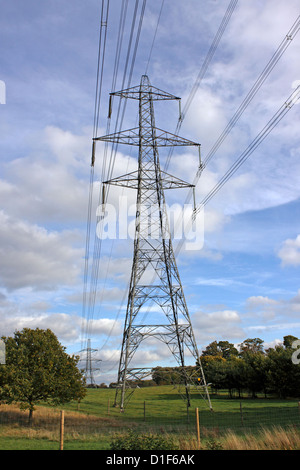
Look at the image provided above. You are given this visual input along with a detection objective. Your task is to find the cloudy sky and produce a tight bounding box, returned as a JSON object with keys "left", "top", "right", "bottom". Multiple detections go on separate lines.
{"left": 1, "top": 0, "right": 300, "bottom": 383}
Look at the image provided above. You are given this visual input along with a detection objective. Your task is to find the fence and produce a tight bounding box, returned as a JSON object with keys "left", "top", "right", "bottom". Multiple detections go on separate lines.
{"left": 1, "top": 389, "right": 300, "bottom": 449}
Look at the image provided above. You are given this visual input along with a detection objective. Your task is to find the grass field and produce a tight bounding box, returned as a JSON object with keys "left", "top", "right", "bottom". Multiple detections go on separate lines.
{"left": 0, "top": 386, "right": 299, "bottom": 450}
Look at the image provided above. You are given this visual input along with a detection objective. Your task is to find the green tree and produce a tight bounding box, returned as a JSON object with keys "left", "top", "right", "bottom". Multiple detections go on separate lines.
{"left": 242, "top": 351, "right": 269, "bottom": 398}
{"left": 201, "top": 355, "right": 227, "bottom": 393}
{"left": 239, "top": 338, "right": 264, "bottom": 355}
{"left": 224, "top": 357, "right": 247, "bottom": 398}
{"left": 0, "top": 328, "right": 86, "bottom": 423}
{"left": 202, "top": 340, "right": 238, "bottom": 359}
{"left": 266, "top": 343, "right": 300, "bottom": 398}
{"left": 283, "top": 335, "right": 298, "bottom": 349}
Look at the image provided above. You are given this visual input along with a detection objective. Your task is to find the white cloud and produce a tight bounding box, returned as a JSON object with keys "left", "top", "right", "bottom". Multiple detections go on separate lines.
{"left": 246, "top": 295, "right": 281, "bottom": 321}
{"left": 192, "top": 309, "right": 244, "bottom": 344}
{"left": 247, "top": 296, "right": 280, "bottom": 308}
{"left": 278, "top": 235, "right": 300, "bottom": 267}
{"left": 244, "top": 290, "right": 300, "bottom": 336}
{"left": 1, "top": 126, "right": 91, "bottom": 225}
{"left": 0, "top": 308, "right": 80, "bottom": 342}
{"left": 84, "top": 318, "right": 122, "bottom": 338}
{"left": 0, "top": 211, "right": 83, "bottom": 291}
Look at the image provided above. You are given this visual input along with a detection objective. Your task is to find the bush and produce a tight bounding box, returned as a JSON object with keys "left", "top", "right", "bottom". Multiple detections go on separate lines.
{"left": 110, "top": 429, "right": 177, "bottom": 450}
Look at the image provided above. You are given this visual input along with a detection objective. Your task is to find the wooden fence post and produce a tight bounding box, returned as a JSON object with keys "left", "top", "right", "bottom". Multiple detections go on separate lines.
{"left": 195, "top": 408, "right": 200, "bottom": 449}
{"left": 240, "top": 402, "right": 244, "bottom": 426}
{"left": 59, "top": 410, "right": 65, "bottom": 451}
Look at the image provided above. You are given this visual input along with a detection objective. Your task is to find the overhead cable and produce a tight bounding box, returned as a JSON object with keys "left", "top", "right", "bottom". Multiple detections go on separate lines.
{"left": 196, "top": 85, "right": 300, "bottom": 212}
{"left": 170, "top": 13, "right": 300, "bottom": 243}
{"left": 84, "top": 1, "right": 148, "bottom": 347}
{"left": 81, "top": 0, "right": 110, "bottom": 348}
{"left": 172, "top": 85, "right": 300, "bottom": 262}
{"left": 164, "top": 0, "right": 238, "bottom": 172}
{"left": 203, "top": 14, "right": 300, "bottom": 167}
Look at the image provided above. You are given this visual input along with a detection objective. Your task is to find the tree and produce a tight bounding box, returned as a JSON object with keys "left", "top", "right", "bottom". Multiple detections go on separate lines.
{"left": 218, "top": 341, "right": 239, "bottom": 359}
{"left": 0, "top": 328, "right": 86, "bottom": 423}
{"left": 201, "top": 355, "right": 227, "bottom": 393}
{"left": 242, "top": 351, "right": 269, "bottom": 398}
{"left": 202, "top": 340, "right": 238, "bottom": 359}
{"left": 239, "top": 338, "right": 264, "bottom": 355}
{"left": 224, "top": 357, "right": 247, "bottom": 398}
{"left": 266, "top": 342, "right": 300, "bottom": 398}
{"left": 283, "top": 335, "right": 298, "bottom": 349}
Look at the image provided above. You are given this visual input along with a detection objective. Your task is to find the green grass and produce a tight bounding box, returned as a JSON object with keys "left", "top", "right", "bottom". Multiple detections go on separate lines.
{"left": 0, "top": 386, "right": 299, "bottom": 450}
{"left": 63, "top": 386, "right": 299, "bottom": 431}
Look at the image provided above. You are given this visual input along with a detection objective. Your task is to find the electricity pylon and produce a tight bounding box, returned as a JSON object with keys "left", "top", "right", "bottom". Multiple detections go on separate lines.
{"left": 95, "top": 75, "right": 211, "bottom": 410}
{"left": 79, "top": 339, "right": 101, "bottom": 387}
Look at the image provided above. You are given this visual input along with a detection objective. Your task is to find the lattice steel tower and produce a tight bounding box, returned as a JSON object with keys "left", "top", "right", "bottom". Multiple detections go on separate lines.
{"left": 79, "top": 339, "right": 101, "bottom": 387}
{"left": 95, "top": 75, "right": 211, "bottom": 410}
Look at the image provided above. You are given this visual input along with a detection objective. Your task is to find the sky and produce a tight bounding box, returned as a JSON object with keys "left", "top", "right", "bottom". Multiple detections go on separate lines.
{"left": 0, "top": 0, "right": 300, "bottom": 384}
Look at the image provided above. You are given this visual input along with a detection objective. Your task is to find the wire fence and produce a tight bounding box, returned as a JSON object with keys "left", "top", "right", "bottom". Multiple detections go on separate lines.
{"left": 1, "top": 390, "right": 300, "bottom": 449}
{"left": 0, "top": 401, "right": 299, "bottom": 435}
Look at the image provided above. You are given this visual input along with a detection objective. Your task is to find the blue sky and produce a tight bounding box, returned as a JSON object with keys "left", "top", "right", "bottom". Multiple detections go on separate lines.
{"left": 0, "top": 0, "right": 300, "bottom": 383}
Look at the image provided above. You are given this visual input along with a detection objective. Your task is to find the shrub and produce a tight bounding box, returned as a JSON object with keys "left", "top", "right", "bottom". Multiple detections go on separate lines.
{"left": 110, "top": 429, "right": 177, "bottom": 450}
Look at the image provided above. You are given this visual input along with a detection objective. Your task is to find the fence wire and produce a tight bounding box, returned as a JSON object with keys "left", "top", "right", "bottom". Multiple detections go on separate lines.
{"left": 1, "top": 388, "right": 300, "bottom": 449}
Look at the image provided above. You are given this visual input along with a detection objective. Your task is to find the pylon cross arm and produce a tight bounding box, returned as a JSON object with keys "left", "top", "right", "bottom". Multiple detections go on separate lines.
{"left": 103, "top": 169, "right": 194, "bottom": 190}
{"left": 94, "top": 128, "right": 200, "bottom": 148}
{"left": 110, "top": 83, "right": 180, "bottom": 102}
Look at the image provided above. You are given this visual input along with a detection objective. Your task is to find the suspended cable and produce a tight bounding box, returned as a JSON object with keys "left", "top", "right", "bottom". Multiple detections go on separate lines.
{"left": 84, "top": 1, "right": 148, "bottom": 347}
{"left": 83, "top": 1, "right": 132, "bottom": 345}
{"left": 182, "top": 0, "right": 238, "bottom": 122}
{"left": 196, "top": 85, "right": 300, "bottom": 211}
{"left": 93, "top": 0, "right": 174, "bottom": 354}
{"left": 169, "top": 12, "right": 300, "bottom": 245}
{"left": 163, "top": 0, "right": 238, "bottom": 172}
{"left": 173, "top": 85, "right": 300, "bottom": 260}
{"left": 105, "top": 0, "right": 147, "bottom": 186}
{"left": 203, "top": 14, "right": 300, "bottom": 167}
{"left": 81, "top": 165, "right": 95, "bottom": 349}
{"left": 93, "top": 0, "right": 110, "bottom": 139}
{"left": 81, "top": 0, "right": 110, "bottom": 348}
{"left": 145, "top": 0, "right": 165, "bottom": 75}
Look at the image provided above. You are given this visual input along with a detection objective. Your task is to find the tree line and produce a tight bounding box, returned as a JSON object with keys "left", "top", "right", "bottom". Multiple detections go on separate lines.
{"left": 108, "top": 336, "right": 300, "bottom": 398}
{"left": 147, "top": 336, "right": 300, "bottom": 399}
{"left": 200, "top": 336, "right": 300, "bottom": 398}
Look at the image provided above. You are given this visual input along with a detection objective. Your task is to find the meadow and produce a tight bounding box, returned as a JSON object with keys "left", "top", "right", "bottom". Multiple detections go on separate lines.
{"left": 0, "top": 385, "right": 300, "bottom": 450}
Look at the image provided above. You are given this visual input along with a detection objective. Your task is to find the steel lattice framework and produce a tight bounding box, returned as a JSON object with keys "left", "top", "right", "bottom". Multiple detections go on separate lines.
{"left": 95, "top": 75, "right": 211, "bottom": 410}
{"left": 79, "top": 339, "right": 101, "bottom": 387}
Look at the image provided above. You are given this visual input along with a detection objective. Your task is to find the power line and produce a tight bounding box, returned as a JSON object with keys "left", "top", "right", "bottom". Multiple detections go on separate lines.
{"left": 145, "top": 0, "right": 165, "bottom": 75}
{"left": 168, "top": 13, "right": 300, "bottom": 244}
{"left": 89, "top": 0, "right": 168, "bottom": 354}
{"left": 82, "top": 1, "right": 148, "bottom": 348}
{"left": 196, "top": 85, "right": 300, "bottom": 211}
{"left": 93, "top": 0, "right": 110, "bottom": 139}
{"left": 81, "top": 0, "right": 110, "bottom": 348}
{"left": 173, "top": 85, "right": 300, "bottom": 259}
{"left": 181, "top": 0, "right": 238, "bottom": 123}
{"left": 203, "top": 14, "right": 300, "bottom": 167}
{"left": 164, "top": 0, "right": 238, "bottom": 172}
